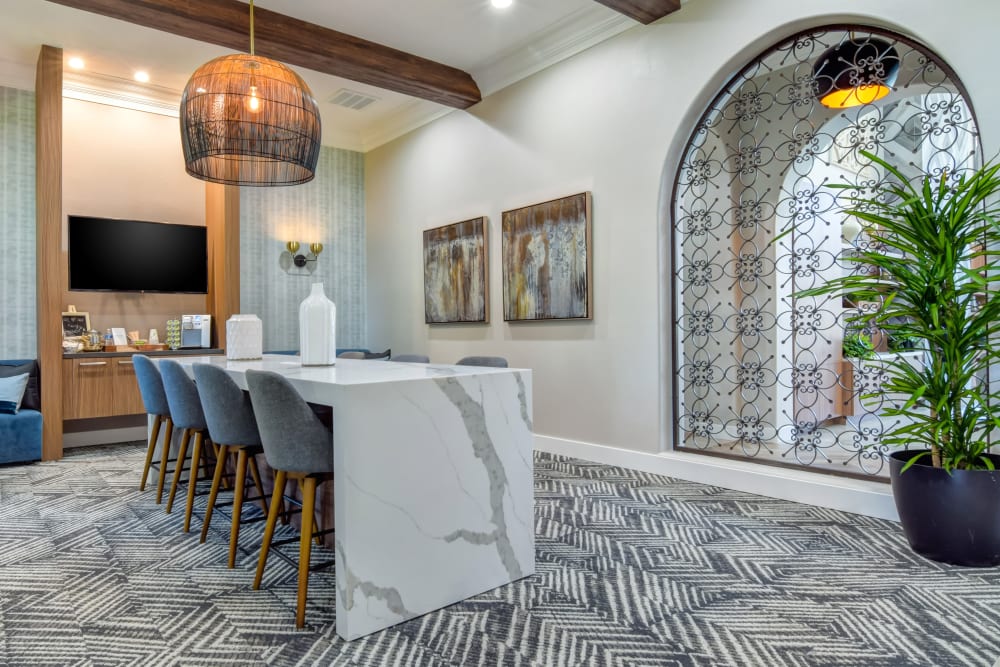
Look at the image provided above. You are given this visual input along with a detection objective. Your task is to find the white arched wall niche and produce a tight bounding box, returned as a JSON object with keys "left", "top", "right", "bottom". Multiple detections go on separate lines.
{"left": 366, "top": 0, "right": 1000, "bottom": 518}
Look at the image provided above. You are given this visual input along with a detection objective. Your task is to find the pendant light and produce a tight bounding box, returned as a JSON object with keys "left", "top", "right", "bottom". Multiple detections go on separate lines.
{"left": 813, "top": 35, "right": 901, "bottom": 109}
{"left": 179, "top": 0, "right": 321, "bottom": 186}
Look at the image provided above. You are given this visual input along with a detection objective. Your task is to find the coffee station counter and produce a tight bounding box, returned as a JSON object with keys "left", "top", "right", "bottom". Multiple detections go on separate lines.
{"left": 63, "top": 348, "right": 223, "bottom": 359}
{"left": 62, "top": 348, "right": 224, "bottom": 420}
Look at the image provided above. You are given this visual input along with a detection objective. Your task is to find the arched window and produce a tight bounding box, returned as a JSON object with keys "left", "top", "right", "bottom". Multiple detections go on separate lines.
{"left": 671, "top": 25, "right": 980, "bottom": 477}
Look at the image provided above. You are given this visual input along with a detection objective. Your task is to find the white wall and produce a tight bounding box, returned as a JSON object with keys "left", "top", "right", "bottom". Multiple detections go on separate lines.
{"left": 366, "top": 0, "right": 1000, "bottom": 461}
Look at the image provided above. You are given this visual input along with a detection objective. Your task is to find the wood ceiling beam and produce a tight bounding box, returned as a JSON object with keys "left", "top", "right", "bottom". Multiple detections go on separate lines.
{"left": 592, "top": 0, "right": 681, "bottom": 24}
{"left": 44, "top": 0, "right": 482, "bottom": 108}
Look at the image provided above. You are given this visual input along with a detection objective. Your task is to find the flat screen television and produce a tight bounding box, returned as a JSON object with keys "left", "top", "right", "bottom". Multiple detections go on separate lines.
{"left": 68, "top": 215, "right": 208, "bottom": 293}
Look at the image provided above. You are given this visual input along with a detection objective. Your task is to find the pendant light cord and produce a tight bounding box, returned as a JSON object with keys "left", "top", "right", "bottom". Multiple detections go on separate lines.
{"left": 249, "top": 0, "right": 255, "bottom": 55}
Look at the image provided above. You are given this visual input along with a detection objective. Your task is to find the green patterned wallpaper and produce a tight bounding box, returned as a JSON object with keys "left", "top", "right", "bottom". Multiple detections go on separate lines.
{"left": 0, "top": 87, "right": 36, "bottom": 359}
{"left": 240, "top": 146, "right": 366, "bottom": 352}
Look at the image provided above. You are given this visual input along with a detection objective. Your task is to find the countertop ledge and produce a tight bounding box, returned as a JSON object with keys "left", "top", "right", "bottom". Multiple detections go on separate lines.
{"left": 64, "top": 348, "right": 224, "bottom": 359}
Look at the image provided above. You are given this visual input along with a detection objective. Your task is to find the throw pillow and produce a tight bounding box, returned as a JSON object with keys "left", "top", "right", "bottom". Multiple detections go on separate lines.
{"left": 363, "top": 349, "right": 391, "bottom": 360}
{"left": 0, "top": 373, "right": 30, "bottom": 415}
{"left": 0, "top": 361, "right": 39, "bottom": 410}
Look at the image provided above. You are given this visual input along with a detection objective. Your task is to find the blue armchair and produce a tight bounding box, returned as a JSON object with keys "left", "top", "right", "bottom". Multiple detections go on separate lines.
{"left": 0, "top": 359, "right": 42, "bottom": 465}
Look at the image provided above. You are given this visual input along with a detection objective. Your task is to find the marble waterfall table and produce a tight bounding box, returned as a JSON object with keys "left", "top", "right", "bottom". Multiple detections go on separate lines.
{"left": 164, "top": 355, "right": 534, "bottom": 640}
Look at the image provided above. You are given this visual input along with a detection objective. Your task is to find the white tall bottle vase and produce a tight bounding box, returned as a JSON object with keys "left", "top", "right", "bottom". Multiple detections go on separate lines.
{"left": 300, "top": 282, "right": 337, "bottom": 366}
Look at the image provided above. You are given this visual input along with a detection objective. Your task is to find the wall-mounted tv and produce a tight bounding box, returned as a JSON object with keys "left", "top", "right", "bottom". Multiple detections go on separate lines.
{"left": 68, "top": 215, "right": 208, "bottom": 293}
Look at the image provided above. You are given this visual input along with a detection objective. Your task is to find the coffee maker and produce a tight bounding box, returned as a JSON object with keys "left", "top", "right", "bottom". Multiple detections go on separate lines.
{"left": 180, "top": 314, "right": 212, "bottom": 348}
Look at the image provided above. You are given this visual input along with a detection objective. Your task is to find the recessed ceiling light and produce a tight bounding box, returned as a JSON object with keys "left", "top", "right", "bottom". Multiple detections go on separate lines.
{"left": 68, "top": 57, "right": 85, "bottom": 70}
{"left": 134, "top": 70, "right": 150, "bottom": 83}
{"left": 491, "top": 0, "right": 513, "bottom": 8}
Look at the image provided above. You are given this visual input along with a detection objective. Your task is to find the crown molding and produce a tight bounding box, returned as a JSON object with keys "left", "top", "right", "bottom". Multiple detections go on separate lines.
{"left": 473, "top": 6, "right": 635, "bottom": 97}
{"left": 62, "top": 70, "right": 181, "bottom": 117}
{"left": 360, "top": 100, "right": 454, "bottom": 153}
{"left": 60, "top": 69, "right": 366, "bottom": 150}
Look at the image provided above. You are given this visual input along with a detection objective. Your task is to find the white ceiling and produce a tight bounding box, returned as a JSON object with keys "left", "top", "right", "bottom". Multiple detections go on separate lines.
{"left": 0, "top": 0, "right": 637, "bottom": 152}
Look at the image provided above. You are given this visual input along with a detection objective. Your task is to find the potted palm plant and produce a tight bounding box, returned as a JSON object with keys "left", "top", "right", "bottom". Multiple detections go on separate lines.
{"left": 799, "top": 151, "right": 1000, "bottom": 566}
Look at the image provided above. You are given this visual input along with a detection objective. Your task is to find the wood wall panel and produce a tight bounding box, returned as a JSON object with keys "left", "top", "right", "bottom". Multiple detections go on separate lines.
{"left": 36, "top": 45, "right": 64, "bottom": 460}
{"left": 205, "top": 183, "right": 240, "bottom": 350}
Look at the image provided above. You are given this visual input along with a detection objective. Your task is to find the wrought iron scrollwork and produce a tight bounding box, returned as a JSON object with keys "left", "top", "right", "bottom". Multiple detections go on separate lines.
{"left": 671, "top": 25, "right": 981, "bottom": 477}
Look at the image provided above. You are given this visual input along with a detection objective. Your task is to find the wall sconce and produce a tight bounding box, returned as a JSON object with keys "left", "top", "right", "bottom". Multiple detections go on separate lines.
{"left": 286, "top": 241, "right": 323, "bottom": 267}
{"left": 281, "top": 241, "right": 323, "bottom": 275}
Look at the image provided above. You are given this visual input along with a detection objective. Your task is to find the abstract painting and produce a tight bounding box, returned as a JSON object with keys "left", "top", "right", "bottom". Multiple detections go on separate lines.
{"left": 423, "top": 217, "right": 488, "bottom": 323}
{"left": 502, "top": 192, "right": 592, "bottom": 321}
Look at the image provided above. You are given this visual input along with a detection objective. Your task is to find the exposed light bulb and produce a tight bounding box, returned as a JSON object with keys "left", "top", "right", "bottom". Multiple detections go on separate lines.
{"left": 248, "top": 85, "right": 261, "bottom": 113}
{"left": 134, "top": 70, "right": 150, "bottom": 83}
{"left": 68, "top": 57, "right": 85, "bottom": 70}
{"left": 491, "top": 0, "right": 513, "bottom": 7}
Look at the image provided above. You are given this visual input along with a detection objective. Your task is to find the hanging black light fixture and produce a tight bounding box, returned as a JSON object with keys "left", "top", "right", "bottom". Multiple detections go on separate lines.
{"left": 179, "top": 0, "right": 321, "bottom": 186}
{"left": 813, "top": 35, "right": 901, "bottom": 109}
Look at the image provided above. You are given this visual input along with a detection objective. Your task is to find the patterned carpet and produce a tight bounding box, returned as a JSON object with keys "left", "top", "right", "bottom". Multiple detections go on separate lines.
{"left": 0, "top": 444, "right": 998, "bottom": 666}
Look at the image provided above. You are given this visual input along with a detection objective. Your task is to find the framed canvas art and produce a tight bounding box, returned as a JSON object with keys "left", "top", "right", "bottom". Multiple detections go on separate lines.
{"left": 502, "top": 192, "right": 592, "bottom": 321}
{"left": 423, "top": 217, "right": 489, "bottom": 323}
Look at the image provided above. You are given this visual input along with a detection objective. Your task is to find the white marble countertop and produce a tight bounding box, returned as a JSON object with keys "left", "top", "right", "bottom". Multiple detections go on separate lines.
{"left": 172, "top": 354, "right": 521, "bottom": 386}
{"left": 159, "top": 352, "right": 535, "bottom": 639}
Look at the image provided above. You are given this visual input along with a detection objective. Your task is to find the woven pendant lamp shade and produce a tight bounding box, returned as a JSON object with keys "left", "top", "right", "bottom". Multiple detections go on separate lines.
{"left": 180, "top": 54, "right": 322, "bottom": 186}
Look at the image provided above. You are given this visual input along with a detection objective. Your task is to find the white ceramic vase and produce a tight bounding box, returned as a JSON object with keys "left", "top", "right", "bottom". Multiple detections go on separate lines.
{"left": 226, "top": 314, "right": 263, "bottom": 360}
{"left": 300, "top": 282, "right": 336, "bottom": 366}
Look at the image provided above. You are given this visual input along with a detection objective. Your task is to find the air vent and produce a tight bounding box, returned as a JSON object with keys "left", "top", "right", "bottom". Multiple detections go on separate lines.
{"left": 329, "top": 88, "right": 379, "bottom": 111}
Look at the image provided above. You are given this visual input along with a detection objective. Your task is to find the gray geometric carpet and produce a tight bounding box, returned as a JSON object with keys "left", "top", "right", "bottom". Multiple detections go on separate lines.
{"left": 0, "top": 444, "right": 998, "bottom": 666}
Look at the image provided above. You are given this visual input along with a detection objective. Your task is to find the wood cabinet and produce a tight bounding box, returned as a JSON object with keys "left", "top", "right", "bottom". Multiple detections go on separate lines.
{"left": 63, "top": 358, "right": 117, "bottom": 419}
{"left": 63, "top": 355, "right": 151, "bottom": 419}
{"left": 112, "top": 357, "right": 146, "bottom": 416}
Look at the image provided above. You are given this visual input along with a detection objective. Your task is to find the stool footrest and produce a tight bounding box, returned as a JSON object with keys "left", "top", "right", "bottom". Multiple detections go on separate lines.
{"left": 270, "top": 527, "right": 335, "bottom": 549}
{"left": 268, "top": 530, "right": 336, "bottom": 573}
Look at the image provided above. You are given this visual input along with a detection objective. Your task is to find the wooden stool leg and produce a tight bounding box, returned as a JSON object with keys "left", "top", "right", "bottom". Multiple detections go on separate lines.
{"left": 254, "top": 470, "right": 286, "bottom": 590}
{"left": 248, "top": 455, "right": 268, "bottom": 514}
{"left": 140, "top": 415, "right": 162, "bottom": 491}
{"left": 212, "top": 442, "right": 235, "bottom": 491}
{"left": 165, "top": 428, "right": 191, "bottom": 514}
{"left": 183, "top": 431, "right": 204, "bottom": 532}
{"left": 200, "top": 444, "right": 229, "bottom": 544}
{"left": 296, "top": 476, "right": 317, "bottom": 628}
{"left": 228, "top": 448, "right": 249, "bottom": 569}
{"left": 155, "top": 418, "right": 174, "bottom": 504}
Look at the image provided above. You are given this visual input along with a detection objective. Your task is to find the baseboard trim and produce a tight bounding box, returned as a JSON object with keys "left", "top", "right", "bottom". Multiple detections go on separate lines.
{"left": 534, "top": 435, "right": 899, "bottom": 521}
{"left": 64, "top": 426, "right": 148, "bottom": 449}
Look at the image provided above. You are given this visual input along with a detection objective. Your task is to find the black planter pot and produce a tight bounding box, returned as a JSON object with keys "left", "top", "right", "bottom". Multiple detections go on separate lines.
{"left": 889, "top": 450, "right": 1000, "bottom": 567}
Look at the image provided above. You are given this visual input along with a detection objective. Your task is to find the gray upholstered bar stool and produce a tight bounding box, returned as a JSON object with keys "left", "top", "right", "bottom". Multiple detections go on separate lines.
{"left": 245, "top": 369, "right": 334, "bottom": 629}
{"left": 456, "top": 355, "right": 508, "bottom": 368}
{"left": 193, "top": 363, "right": 269, "bottom": 569}
{"left": 133, "top": 354, "right": 174, "bottom": 503}
{"left": 159, "top": 359, "right": 213, "bottom": 532}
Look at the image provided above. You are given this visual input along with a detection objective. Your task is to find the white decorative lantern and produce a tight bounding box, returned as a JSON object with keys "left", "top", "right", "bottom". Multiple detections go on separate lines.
{"left": 226, "top": 314, "right": 263, "bottom": 360}
{"left": 300, "top": 283, "right": 336, "bottom": 366}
